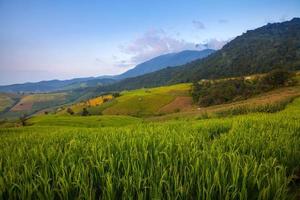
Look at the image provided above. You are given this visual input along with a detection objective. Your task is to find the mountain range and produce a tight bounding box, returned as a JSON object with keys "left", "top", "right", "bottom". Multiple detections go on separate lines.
{"left": 1, "top": 18, "right": 300, "bottom": 95}
{"left": 0, "top": 49, "right": 215, "bottom": 93}
{"left": 94, "top": 18, "right": 300, "bottom": 92}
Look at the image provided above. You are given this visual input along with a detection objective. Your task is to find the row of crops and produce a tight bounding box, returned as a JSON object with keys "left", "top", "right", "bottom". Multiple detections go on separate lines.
{"left": 0, "top": 98, "right": 299, "bottom": 199}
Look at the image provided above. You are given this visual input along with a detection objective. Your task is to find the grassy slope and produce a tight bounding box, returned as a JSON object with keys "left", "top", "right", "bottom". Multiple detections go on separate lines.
{"left": 56, "top": 95, "right": 114, "bottom": 115}
{"left": 102, "top": 83, "right": 190, "bottom": 116}
{"left": 0, "top": 94, "right": 18, "bottom": 113}
{"left": 149, "top": 84, "right": 300, "bottom": 121}
{"left": 0, "top": 98, "right": 299, "bottom": 199}
{"left": 54, "top": 72, "right": 300, "bottom": 119}
{"left": 11, "top": 93, "right": 67, "bottom": 112}
{"left": 0, "top": 92, "right": 70, "bottom": 119}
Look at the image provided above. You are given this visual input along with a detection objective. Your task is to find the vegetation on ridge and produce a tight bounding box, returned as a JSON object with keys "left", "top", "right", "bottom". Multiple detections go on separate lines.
{"left": 191, "top": 69, "right": 297, "bottom": 106}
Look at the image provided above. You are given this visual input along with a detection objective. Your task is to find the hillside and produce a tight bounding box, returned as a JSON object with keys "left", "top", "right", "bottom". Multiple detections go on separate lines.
{"left": 0, "top": 93, "right": 20, "bottom": 113}
{"left": 40, "top": 71, "right": 298, "bottom": 120}
{"left": 95, "top": 18, "right": 300, "bottom": 92}
{"left": 0, "top": 89, "right": 92, "bottom": 119}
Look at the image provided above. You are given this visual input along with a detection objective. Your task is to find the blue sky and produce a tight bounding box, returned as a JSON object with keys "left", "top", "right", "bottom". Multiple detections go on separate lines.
{"left": 0, "top": 0, "right": 299, "bottom": 85}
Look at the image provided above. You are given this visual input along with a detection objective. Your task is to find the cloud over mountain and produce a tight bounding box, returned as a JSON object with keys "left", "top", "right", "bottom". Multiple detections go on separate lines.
{"left": 119, "top": 29, "right": 198, "bottom": 64}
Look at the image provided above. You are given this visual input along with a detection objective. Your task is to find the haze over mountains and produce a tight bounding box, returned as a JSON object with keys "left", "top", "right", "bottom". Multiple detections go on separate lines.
{"left": 0, "top": 49, "right": 215, "bottom": 93}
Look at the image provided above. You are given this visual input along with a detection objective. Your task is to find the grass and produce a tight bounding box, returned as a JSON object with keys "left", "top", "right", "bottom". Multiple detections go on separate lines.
{"left": 102, "top": 83, "right": 190, "bottom": 116}
{"left": 214, "top": 96, "right": 297, "bottom": 117}
{"left": 0, "top": 97, "right": 300, "bottom": 199}
{"left": 27, "top": 114, "right": 142, "bottom": 128}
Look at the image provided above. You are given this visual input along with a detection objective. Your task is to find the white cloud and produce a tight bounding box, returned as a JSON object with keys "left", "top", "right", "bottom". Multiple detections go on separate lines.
{"left": 192, "top": 20, "right": 205, "bottom": 29}
{"left": 118, "top": 29, "right": 231, "bottom": 69}
{"left": 119, "top": 29, "right": 198, "bottom": 64}
{"left": 198, "top": 38, "right": 230, "bottom": 50}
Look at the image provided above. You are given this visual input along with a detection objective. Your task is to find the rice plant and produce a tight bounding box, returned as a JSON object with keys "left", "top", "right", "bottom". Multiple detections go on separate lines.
{"left": 0, "top": 98, "right": 300, "bottom": 199}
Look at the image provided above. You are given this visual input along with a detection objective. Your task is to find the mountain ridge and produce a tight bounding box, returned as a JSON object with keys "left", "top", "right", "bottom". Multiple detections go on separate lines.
{"left": 93, "top": 18, "right": 300, "bottom": 93}
{"left": 0, "top": 49, "right": 215, "bottom": 93}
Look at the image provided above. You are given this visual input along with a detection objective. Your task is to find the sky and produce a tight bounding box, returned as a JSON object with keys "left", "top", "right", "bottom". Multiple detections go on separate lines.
{"left": 0, "top": 0, "right": 299, "bottom": 85}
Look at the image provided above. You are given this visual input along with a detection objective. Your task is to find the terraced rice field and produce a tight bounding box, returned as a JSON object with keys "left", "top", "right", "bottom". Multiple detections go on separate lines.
{"left": 102, "top": 84, "right": 190, "bottom": 116}
{"left": 0, "top": 94, "right": 18, "bottom": 113}
{"left": 11, "top": 93, "right": 67, "bottom": 112}
{"left": 0, "top": 97, "right": 299, "bottom": 199}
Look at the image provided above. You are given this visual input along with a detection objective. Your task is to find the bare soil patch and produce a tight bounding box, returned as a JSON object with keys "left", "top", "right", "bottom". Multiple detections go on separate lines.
{"left": 11, "top": 102, "right": 33, "bottom": 111}
{"left": 159, "top": 96, "right": 193, "bottom": 113}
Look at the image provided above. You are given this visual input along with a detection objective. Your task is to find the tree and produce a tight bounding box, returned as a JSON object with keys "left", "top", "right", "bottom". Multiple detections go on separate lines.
{"left": 19, "top": 114, "right": 28, "bottom": 126}
{"left": 103, "top": 98, "right": 109, "bottom": 103}
{"left": 261, "top": 69, "right": 291, "bottom": 87}
{"left": 191, "top": 81, "right": 202, "bottom": 103}
{"left": 112, "top": 92, "right": 120, "bottom": 98}
{"left": 82, "top": 108, "right": 89, "bottom": 116}
{"left": 67, "top": 108, "right": 74, "bottom": 115}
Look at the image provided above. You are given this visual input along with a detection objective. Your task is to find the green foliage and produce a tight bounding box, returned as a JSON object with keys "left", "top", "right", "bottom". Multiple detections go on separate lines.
{"left": 19, "top": 114, "right": 28, "bottom": 126}
{"left": 0, "top": 98, "right": 300, "bottom": 199}
{"left": 66, "top": 108, "right": 74, "bottom": 115}
{"left": 215, "top": 97, "right": 296, "bottom": 117}
{"left": 0, "top": 94, "right": 19, "bottom": 113}
{"left": 112, "top": 92, "right": 120, "bottom": 98}
{"left": 26, "top": 115, "right": 142, "bottom": 128}
{"left": 81, "top": 108, "right": 89, "bottom": 116}
{"left": 191, "top": 70, "right": 295, "bottom": 107}
{"left": 260, "top": 69, "right": 294, "bottom": 87}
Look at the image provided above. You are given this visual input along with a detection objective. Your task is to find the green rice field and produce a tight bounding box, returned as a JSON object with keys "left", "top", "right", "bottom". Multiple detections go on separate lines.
{"left": 0, "top": 98, "right": 299, "bottom": 199}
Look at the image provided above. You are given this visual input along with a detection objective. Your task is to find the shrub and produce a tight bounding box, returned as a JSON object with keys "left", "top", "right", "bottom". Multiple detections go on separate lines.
{"left": 260, "top": 69, "right": 291, "bottom": 87}
{"left": 112, "top": 92, "right": 120, "bottom": 98}
{"left": 19, "top": 114, "right": 28, "bottom": 126}
{"left": 67, "top": 108, "right": 74, "bottom": 115}
{"left": 81, "top": 108, "right": 89, "bottom": 116}
{"left": 174, "top": 108, "right": 180, "bottom": 113}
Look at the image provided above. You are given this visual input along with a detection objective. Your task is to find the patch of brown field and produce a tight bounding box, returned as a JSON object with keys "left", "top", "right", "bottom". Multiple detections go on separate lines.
{"left": 11, "top": 101, "right": 33, "bottom": 111}
{"left": 149, "top": 86, "right": 300, "bottom": 121}
{"left": 159, "top": 96, "right": 193, "bottom": 113}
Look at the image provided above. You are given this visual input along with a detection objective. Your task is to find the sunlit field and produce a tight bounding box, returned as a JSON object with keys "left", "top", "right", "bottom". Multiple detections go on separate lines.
{"left": 0, "top": 98, "right": 299, "bottom": 199}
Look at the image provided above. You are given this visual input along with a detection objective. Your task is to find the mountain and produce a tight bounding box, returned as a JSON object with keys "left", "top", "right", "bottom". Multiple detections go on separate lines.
{"left": 95, "top": 18, "right": 300, "bottom": 92}
{"left": 0, "top": 77, "right": 115, "bottom": 93}
{"left": 115, "top": 49, "right": 215, "bottom": 79}
{"left": 0, "top": 49, "right": 215, "bottom": 93}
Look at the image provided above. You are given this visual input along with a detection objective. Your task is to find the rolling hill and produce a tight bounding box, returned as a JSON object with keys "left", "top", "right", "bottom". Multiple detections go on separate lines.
{"left": 0, "top": 77, "right": 116, "bottom": 93}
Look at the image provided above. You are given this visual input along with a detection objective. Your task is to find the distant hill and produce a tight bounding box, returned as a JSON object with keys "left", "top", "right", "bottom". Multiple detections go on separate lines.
{"left": 115, "top": 49, "right": 215, "bottom": 79}
{"left": 95, "top": 18, "right": 300, "bottom": 92}
{"left": 0, "top": 49, "right": 214, "bottom": 93}
{"left": 0, "top": 77, "right": 115, "bottom": 93}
